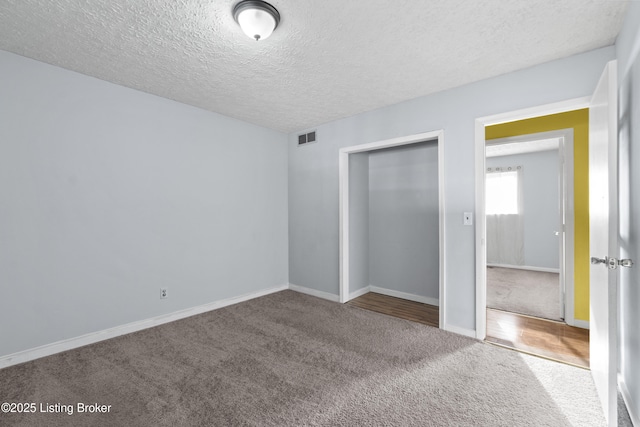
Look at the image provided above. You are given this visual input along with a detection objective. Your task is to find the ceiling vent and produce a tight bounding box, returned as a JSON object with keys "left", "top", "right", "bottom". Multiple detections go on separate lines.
{"left": 298, "top": 131, "right": 317, "bottom": 146}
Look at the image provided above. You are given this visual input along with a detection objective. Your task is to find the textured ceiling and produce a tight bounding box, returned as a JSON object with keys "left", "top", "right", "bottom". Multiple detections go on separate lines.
{"left": 0, "top": 0, "right": 630, "bottom": 133}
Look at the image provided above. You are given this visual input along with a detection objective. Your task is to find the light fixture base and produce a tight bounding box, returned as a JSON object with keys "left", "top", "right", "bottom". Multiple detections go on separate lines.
{"left": 233, "top": 0, "right": 280, "bottom": 41}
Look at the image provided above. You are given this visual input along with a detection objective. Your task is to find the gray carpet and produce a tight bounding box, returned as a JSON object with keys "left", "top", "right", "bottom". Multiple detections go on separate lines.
{"left": 487, "top": 266, "right": 562, "bottom": 321}
{"left": 0, "top": 290, "right": 604, "bottom": 426}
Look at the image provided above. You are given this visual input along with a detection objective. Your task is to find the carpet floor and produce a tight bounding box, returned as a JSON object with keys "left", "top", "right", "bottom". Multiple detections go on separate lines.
{"left": 487, "top": 266, "right": 562, "bottom": 321}
{"left": 0, "top": 290, "right": 604, "bottom": 426}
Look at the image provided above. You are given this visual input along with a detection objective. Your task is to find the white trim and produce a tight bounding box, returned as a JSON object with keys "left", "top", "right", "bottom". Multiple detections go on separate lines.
{"left": 339, "top": 130, "right": 446, "bottom": 330}
{"left": 568, "top": 318, "right": 590, "bottom": 330}
{"left": 486, "top": 136, "right": 560, "bottom": 157}
{"left": 339, "top": 149, "right": 350, "bottom": 304}
{"left": 444, "top": 324, "right": 477, "bottom": 338}
{"left": 288, "top": 283, "right": 340, "bottom": 302}
{"left": 475, "top": 119, "right": 488, "bottom": 339}
{"left": 369, "top": 286, "right": 439, "bottom": 307}
{"left": 0, "top": 284, "right": 289, "bottom": 369}
{"left": 487, "top": 264, "right": 560, "bottom": 274}
{"left": 475, "top": 97, "right": 589, "bottom": 340}
{"left": 349, "top": 286, "right": 371, "bottom": 300}
{"left": 438, "top": 132, "right": 447, "bottom": 329}
{"left": 478, "top": 97, "right": 591, "bottom": 127}
{"left": 338, "top": 131, "right": 442, "bottom": 155}
{"left": 619, "top": 376, "right": 640, "bottom": 427}
{"left": 485, "top": 130, "right": 573, "bottom": 146}
{"left": 562, "top": 130, "right": 576, "bottom": 325}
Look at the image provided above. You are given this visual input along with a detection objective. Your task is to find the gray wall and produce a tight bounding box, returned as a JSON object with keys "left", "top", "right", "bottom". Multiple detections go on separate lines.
{"left": 0, "top": 50, "right": 288, "bottom": 357}
{"left": 369, "top": 142, "right": 439, "bottom": 300}
{"left": 288, "top": 46, "right": 615, "bottom": 332}
{"left": 616, "top": 1, "right": 640, "bottom": 422}
{"left": 486, "top": 150, "right": 560, "bottom": 269}
{"left": 348, "top": 153, "right": 369, "bottom": 292}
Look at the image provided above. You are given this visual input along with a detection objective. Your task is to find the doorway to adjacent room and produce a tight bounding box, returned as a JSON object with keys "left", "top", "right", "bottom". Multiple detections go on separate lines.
{"left": 475, "top": 105, "right": 592, "bottom": 368}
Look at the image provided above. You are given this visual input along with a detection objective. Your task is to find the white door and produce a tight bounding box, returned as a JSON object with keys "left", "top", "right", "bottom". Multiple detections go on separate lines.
{"left": 589, "top": 60, "right": 620, "bottom": 426}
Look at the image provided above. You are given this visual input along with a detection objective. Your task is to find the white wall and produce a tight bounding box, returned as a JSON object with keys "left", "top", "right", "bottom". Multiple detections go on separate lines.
{"left": 616, "top": 1, "right": 640, "bottom": 424}
{"left": 288, "top": 46, "right": 615, "bottom": 332}
{"left": 369, "top": 142, "right": 439, "bottom": 300}
{"left": 0, "top": 50, "right": 289, "bottom": 358}
{"left": 486, "top": 150, "right": 560, "bottom": 270}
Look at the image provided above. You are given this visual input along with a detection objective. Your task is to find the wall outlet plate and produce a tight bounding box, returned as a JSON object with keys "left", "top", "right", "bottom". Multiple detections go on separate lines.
{"left": 160, "top": 288, "right": 168, "bottom": 299}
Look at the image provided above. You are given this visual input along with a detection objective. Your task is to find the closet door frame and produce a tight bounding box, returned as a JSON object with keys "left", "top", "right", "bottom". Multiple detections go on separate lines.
{"left": 339, "top": 130, "right": 445, "bottom": 329}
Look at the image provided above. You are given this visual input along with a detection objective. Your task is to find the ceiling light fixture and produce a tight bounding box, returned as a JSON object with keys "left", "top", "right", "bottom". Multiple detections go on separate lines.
{"left": 233, "top": 0, "right": 280, "bottom": 41}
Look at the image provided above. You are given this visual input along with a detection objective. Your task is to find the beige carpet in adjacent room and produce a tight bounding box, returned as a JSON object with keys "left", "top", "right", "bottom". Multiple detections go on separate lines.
{"left": 487, "top": 266, "right": 562, "bottom": 321}
{"left": 0, "top": 290, "right": 603, "bottom": 426}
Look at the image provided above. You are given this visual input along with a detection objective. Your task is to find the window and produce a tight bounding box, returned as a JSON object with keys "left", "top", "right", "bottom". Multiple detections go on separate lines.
{"left": 486, "top": 169, "right": 519, "bottom": 215}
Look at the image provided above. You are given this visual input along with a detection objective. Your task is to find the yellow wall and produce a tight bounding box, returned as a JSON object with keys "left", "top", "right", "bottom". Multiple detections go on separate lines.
{"left": 485, "top": 109, "right": 589, "bottom": 321}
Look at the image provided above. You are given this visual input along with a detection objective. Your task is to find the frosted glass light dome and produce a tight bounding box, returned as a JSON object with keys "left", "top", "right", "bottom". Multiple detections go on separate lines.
{"left": 233, "top": 1, "right": 280, "bottom": 41}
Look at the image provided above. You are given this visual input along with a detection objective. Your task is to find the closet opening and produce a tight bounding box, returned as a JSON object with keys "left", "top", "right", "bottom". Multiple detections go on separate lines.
{"left": 339, "top": 130, "right": 445, "bottom": 329}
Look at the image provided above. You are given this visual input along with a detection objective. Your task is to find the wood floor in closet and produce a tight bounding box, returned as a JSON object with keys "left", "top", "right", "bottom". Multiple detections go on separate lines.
{"left": 347, "top": 292, "right": 439, "bottom": 328}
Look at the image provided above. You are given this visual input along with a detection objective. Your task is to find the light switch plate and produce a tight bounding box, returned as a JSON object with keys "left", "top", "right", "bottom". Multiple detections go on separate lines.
{"left": 464, "top": 212, "right": 473, "bottom": 225}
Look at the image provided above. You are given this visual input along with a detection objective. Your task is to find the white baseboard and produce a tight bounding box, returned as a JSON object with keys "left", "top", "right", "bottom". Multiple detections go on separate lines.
{"left": 444, "top": 323, "right": 477, "bottom": 338}
{"left": 566, "top": 318, "right": 590, "bottom": 329}
{"left": 619, "top": 376, "right": 640, "bottom": 427}
{"left": 369, "top": 286, "right": 439, "bottom": 307}
{"left": 349, "top": 286, "right": 370, "bottom": 300}
{"left": 288, "top": 283, "right": 340, "bottom": 302}
{"left": 487, "top": 263, "right": 560, "bottom": 273}
{"left": 0, "top": 284, "right": 289, "bottom": 369}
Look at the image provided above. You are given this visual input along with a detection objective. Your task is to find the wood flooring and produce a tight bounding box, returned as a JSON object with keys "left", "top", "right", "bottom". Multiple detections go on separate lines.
{"left": 348, "top": 292, "right": 590, "bottom": 368}
{"left": 347, "top": 292, "right": 439, "bottom": 328}
{"left": 485, "top": 308, "right": 590, "bottom": 368}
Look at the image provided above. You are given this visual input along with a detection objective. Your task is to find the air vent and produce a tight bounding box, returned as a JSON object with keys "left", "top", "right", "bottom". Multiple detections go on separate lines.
{"left": 307, "top": 131, "right": 316, "bottom": 143}
{"left": 298, "top": 130, "right": 317, "bottom": 146}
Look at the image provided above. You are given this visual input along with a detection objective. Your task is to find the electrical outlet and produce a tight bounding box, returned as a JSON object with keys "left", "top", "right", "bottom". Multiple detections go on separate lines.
{"left": 160, "top": 288, "right": 168, "bottom": 299}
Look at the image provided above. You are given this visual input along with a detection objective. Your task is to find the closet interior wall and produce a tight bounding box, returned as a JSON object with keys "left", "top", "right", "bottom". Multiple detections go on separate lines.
{"left": 349, "top": 141, "right": 440, "bottom": 304}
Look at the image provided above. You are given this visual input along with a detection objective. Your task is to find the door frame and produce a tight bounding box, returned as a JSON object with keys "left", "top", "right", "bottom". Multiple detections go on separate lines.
{"left": 474, "top": 98, "right": 590, "bottom": 339}
{"left": 339, "top": 130, "right": 446, "bottom": 329}
{"left": 485, "top": 129, "right": 574, "bottom": 323}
